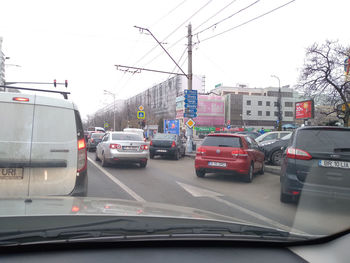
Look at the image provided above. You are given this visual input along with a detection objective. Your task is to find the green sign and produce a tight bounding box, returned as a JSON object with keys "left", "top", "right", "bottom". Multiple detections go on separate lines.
{"left": 194, "top": 126, "right": 215, "bottom": 132}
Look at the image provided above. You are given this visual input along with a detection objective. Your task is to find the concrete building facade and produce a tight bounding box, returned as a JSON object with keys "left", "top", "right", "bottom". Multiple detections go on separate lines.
{"left": 0, "top": 37, "right": 5, "bottom": 88}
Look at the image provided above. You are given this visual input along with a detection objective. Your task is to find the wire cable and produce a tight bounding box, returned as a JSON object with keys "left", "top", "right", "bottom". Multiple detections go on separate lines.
{"left": 197, "top": 0, "right": 296, "bottom": 44}
{"left": 150, "top": 0, "right": 188, "bottom": 28}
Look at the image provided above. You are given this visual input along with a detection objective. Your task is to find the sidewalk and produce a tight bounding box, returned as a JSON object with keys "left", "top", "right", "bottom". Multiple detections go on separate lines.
{"left": 184, "top": 152, "right": 280, "bottom": 176}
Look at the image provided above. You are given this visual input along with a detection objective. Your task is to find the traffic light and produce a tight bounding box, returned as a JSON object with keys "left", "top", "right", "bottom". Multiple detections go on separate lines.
{"left": 54, "top": 79, "right": 57, "bottom": 88}
{"left": 65, "top": 80, "right": 68, "bottom": 88}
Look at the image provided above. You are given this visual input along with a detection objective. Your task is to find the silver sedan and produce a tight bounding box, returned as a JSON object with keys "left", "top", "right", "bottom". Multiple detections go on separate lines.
{"left": 96, "top": 132, "right": 149, "bottom": 168}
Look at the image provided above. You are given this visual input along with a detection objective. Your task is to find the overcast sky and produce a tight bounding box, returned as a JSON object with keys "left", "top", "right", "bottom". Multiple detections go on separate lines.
{"left": 0, "top": 0, "right": 348, "bottom": 119}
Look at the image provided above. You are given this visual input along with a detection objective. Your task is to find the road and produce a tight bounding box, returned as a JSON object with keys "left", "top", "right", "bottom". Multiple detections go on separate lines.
{"left": 87, "top": 152, "right": 350, "bottom": 236}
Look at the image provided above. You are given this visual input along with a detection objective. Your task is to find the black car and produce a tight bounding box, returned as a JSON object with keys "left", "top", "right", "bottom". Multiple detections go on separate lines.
{"left": 236, "top": 131, "right": 260, "bottom": 139}
{"left": 87, "top": 132, "right": 105, "bottom": 152}
{"left": 150, "top": 133, "right": 186, "bottom": 160}
{"left": 259, "top": 133, "right": 291, "bottom": 166}
{"left": 280, "top": 126, "right": 350, "bottom": 203}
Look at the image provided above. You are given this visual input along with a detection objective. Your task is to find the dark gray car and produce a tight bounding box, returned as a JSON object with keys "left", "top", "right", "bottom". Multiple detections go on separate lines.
{"left": 280, "top": 126, "right": 350, "bottom": 203}
{"left": 149, "top": 133, "right": 186, "bottom": 160}
{"left": 87, "top": 132, "right": 105, "bottom": 152}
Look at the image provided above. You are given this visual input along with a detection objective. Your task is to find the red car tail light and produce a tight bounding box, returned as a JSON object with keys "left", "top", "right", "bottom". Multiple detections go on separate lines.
{"left": 150, "top": 140, "right": 153, "bottom": 146}
{"left": 110, "top": 144, "right": 121, "bottom": 149}
{"left": 140, "top": 145, "right": 148, "bottom": 150}
{"left": 77, "top": 138, "right": 87, "bottom": 172}
{"left": 232, "top": 148, "right": 248, "bottom": 158}
{"left": 13, "top": 97, "right": 29, "bottom": 102}
{"left": 286, "top": 147, "right": 312, "bottom": 160}
{"left": 196, "top": 147, "right": 206, "bottom": 156}
{"left": 171, "top": 141, "right": 176, "bottom": 148}
{"left": 90, "top": 138, "right": 94, "bottom": 143}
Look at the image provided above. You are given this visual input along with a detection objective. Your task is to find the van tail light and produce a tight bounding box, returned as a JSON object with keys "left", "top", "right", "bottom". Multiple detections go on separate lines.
{"left": 150, "top": 140, "right": 153, "bottom": 146}
{"left": 196, "top": 147, "right": 206, "bottom": 156}
{"left": 110, "top": 144, "right": 121, "bottom": 149}
{"left": 286, "top": 147, "right": 312, "bottom": 160}
{"left": 140, "top": 145, "right": 148, "bottom": 150}
{"left": 77, "top": 138, "right": 87, "bottom": 173}
{"left": 232, "top": 148, "right": 248, "bottom": 158}
{"left": 13, "top": 97, "right": 29, "bottom": 102}
{"left": 171, "top": 141, "right": 176, "bottom": 148}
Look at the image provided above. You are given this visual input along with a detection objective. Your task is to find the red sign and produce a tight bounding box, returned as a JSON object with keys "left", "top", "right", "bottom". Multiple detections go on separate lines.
{"left": 295, "top": 100, "right": 314, "bottom": 119}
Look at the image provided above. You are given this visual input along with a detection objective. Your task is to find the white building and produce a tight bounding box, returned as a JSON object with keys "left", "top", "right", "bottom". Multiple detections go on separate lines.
{"left": 0, "top": 37, "right": 5, "bottom": 87}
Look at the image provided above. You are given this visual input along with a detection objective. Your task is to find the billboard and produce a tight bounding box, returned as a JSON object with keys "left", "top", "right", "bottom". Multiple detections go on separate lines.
{"left": 164, "top": 119, "right": 180, "bottom": 135}
{"left": 295, "top": 100, "right": 314, "bottom": 119}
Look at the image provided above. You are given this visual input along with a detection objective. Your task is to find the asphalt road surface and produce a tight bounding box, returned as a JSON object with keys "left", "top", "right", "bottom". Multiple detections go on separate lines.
{"left": 87, "top": 152, "right": 350, "bottom": 236}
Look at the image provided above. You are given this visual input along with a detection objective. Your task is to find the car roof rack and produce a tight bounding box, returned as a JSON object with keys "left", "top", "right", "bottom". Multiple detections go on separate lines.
{"left": 0, "top": 85, "right": 70, "bottom": 100}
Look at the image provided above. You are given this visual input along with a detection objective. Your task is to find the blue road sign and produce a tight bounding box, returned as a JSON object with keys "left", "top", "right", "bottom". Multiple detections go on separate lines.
{"left": 184, "top": 113, "right": 197, "bottom": 118}
{"left": 184, "top": 103, "right": 197, "bottom": 109}
{"left": 184, "top": 94, "right": 198, "bottom": 100}
{"left": 185, "top": 108, "right": 197, "bottom": 113}
{"left": 227, "top": 125, "right": 231, "bottom": 129}
{"left": 184, "top": 89, "right": 197, "bottom": 95}
{"left": 137, "top": 111, "right": 145, "bottom": 119}
{"left": 184, "top": 98, "right": 197, "bottom": 104}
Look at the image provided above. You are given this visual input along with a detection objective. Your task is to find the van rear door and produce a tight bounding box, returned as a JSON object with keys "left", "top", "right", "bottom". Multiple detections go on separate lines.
{"left": 28, "top": 96, "right": 78, "bottom": 196}
{"left": 0, "top": 93, "right": 35, "bottom": 197}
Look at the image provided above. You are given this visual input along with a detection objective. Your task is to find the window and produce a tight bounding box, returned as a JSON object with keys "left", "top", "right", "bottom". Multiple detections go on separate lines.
{"left": 266, "top": 101, "right": 270, "bottom": 106}
{"left": 258, "top": 101, "right": 262, "bottom": 106}
{"left": 274, "top": 112, "right": 278, "bottom": 116}
{"left": 258, "top": 111, "right": 262, "bottom": 116}
{"left": 246, "top": 100, "right": 251, "bottom": 105}
{"left": 266, "top": 111, "right": 270, "bottom": 116}
{"left": 246, "top": 110, "right": 251, "bottom": 115}
{"left": 285, "top": 102, "right": 293, "bottom": 107}
{"left": 263, "top": 133, "right": 278, "bottom": 141}
{"left": 285, "top": 111, "right": 293, "bottom": 117}
{"left": 274, "top": 101, "right": 278, "bottom": 107}
{"left": 202, "top": 136, "right": 242, "bottom": 147}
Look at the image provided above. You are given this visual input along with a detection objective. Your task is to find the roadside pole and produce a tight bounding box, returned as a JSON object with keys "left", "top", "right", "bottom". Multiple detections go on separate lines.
{"left": 186, "top": 23, "right": 193, "bottom": 153}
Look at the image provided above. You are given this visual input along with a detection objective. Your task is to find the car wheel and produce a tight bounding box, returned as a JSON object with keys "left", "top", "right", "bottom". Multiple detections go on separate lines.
{"left": 280, "top": 187, "right": 294, "bottom": 203}
{"left": 174, "top": 150, "right": 180, "bottom": 160}
{"left": 101, "top": 153, "right": 108, "bottom": 167}
{"left": 140, "top": 160, "right": 147, "bottom": 168}
{"left": 95, "top": 151, "right": 100, "bottom": 161}
{"left": 244, "top": 163, "right": 254, "bottom": 183}
{"left": 258, "top": 162, "right": 265, "bottom": 175}
{"left": 271, "top": 150, "right": 283, "bottom": 166}
{"left": 196, "top": 170, "right": 205, "bottom": 178}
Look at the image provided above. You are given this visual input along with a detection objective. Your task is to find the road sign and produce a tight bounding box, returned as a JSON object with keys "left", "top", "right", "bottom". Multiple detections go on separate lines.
{"left": 138, "top": 105, "right": 144, "bottom": 111}
{"left": 184, "top": 89, "right": 197, "bottom": 95}
{"left": 184, "top": 98, "right": 197, "bottom": 104}
{"left": 137, "top": 111, "right": 145, "bottom": 119}
{"left": 184, "top": 113, "right": 197, "bottom": 118}
{"left": 186, "top": 118, "right": 196, "bottom": 129}
{"left": 227, "top": 125, "right": 231, "bottom": 129}
{"left": 104, "top": 122, "right": 109, "bottom": 128}
{"left": 184, "top": 94, "right": 198, "bottom": 100}
{"left": 184, "top": 103, "right": 197, "bottom": 109}
{"left": 185, "top": 108, "right": 197, "bottom": 113}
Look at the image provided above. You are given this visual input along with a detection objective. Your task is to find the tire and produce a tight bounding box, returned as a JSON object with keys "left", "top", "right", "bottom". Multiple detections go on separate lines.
{"left": 258, "top": 162, "right": 265, "bottom": 175}
{"left": 244, "top": 163, "right": 254, "bottom": 183}
{"left": 271, "top": 150, "right": 283, "bottom": 166}
{"left": 101, "top": 153, "right": 108, "bottom": 167}
{"left": 140, "top": 161, "right": 147, "bottom": 168}
{"left": 280, "top": 187, "right": 294, "bottom": 203}
{"left": 196, "top": 170, "right": 205, "bottom": 178}
{"left": 174, "top": 150, "right": 180, "bottom": 160}
{"left": 95, "top": 151, "right": 100, "bottom": 161}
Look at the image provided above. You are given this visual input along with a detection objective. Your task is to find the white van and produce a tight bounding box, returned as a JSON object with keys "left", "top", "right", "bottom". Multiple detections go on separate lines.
{"left": 0, "top": 91, "right": 88, "bottom": 197}
{"left": 123, "top": 128, "right": 145, "bottom": 141}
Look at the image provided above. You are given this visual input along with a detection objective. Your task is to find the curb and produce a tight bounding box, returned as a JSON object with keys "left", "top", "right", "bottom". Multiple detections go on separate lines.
{"left": 185, "top": 154, "right": 196, "bottom": 159}
{"left": 265, "top": 165, "right": 281, "bottom": 176}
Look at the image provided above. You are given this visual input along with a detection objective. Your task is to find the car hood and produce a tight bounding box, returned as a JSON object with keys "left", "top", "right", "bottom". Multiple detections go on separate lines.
{"left": 0, "top": 196, "right": 245, "bottom": 224}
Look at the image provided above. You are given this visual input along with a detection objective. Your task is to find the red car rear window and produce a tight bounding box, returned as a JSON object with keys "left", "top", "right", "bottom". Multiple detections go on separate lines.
{"left": 202, "top": 136, "right": 242, "bottom": 147}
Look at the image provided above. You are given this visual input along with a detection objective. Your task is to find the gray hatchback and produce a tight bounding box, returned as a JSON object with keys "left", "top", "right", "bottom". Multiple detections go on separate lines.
{"left": 280, "top": 126, "right": 350, "bottom": 203}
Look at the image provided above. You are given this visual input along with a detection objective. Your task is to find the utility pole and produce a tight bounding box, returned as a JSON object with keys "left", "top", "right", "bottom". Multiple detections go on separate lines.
{"left": 271, "top": 75, "right": 282, "bottom": 131}
{"left": 186, "top": 23, "right": 193, "bottom": 153}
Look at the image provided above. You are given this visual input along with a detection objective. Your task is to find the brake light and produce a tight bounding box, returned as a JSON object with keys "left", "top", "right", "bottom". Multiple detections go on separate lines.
{"left": 71, "top": 205, "right": 80, "bottom": 212}
{"left": 140, "top": 145, "right": 148, "bottom": 150}
{"left": 196, "top": 147, "right": 206, "bottom": 156}
{"left": 171, "top": 141, "right": 176, "bottom": 148}
{"left": 286, "top": 147, "right": 312, "bottom": 160}
{"left": 150, "top": 141, "right": 153, "bottom": 146}
{"left": 232, "top": 148, "right": 248, "bottom": 158}
{"left": 13, "top": 97, "right": 29, "bottom": 102}
{"left": 110, "top": 144, "right": 121, "bottom": 149}
{"left": 77, "top": 138, "right": 87, "bottom": 173}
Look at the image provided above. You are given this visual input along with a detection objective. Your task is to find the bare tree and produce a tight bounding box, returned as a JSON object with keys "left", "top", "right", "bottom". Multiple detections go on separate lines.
{"left": 298, "top": 40, "right": 350, "bottom": 126}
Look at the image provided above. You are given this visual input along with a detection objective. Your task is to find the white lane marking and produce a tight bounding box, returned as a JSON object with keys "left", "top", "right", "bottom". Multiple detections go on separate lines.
{"left": 88, "top": 157, "right": 145, "bottom": 202}
{"left": 177, "top": 181, "right": 308, "bottom": 235}
{"left": 177, "top": 182, "right": 223, "bottom": 197}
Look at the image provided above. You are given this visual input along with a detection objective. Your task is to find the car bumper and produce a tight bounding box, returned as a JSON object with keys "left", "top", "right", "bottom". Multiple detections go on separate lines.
{"left": 281, "top": 172, "right": 350, "bottom": 200}
{"left": 195, "top": 156, "right": 250, "bottom": 175}
{"left": 106, "top": 151, "right": 149, "bottom": 163}
{"left": 150, "top": 147, "right": 177, "bottom": 156}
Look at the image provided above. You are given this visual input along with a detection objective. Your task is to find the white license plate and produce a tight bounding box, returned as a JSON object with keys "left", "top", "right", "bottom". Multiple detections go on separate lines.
{"left": 0, "top": 168, "right": 23, "bottom": 179}
{"left": 157, "top": 149, "right": 167, "bottom": 153}
{"left": 208, "top": 162, "right": 227, "bottom": 167}
{"left": 319, "top": 160, "right": 350, "bottom": 169}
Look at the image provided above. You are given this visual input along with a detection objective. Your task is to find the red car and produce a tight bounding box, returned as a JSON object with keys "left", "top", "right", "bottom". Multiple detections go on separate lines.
{"left": 195, "top": 133, "right": 265, "bottom": 182}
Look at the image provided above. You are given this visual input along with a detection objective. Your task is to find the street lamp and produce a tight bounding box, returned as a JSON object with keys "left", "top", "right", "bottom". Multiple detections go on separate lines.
{"left": 104, "top": 89, "right": 116, "bottom": 131}
{"left": 271, "top": 75, "right": 282, "bottom": 131}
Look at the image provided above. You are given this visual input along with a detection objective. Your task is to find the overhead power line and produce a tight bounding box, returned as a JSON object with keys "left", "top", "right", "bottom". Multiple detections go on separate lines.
{"left": 196, "top": 0, "right": 296, "bottom": 44}
{"left": 194, "top": 0, "right": 261, "bottom": 36}
{"left": 150, "top": 0, "right": 188, "bottom": 28}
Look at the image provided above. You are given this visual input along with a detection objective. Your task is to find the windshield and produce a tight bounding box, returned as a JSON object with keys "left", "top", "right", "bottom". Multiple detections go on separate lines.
{"left": 0, "top": 0, "right": 349, "bottom": 246}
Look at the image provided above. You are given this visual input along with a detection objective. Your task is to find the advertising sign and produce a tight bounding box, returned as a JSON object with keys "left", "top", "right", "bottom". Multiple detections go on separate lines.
{"left": 295, "top": 100, "right": 314, "bottom": 119}
{"left": 164, "top": 119, "right": 180, "bottom": 135}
